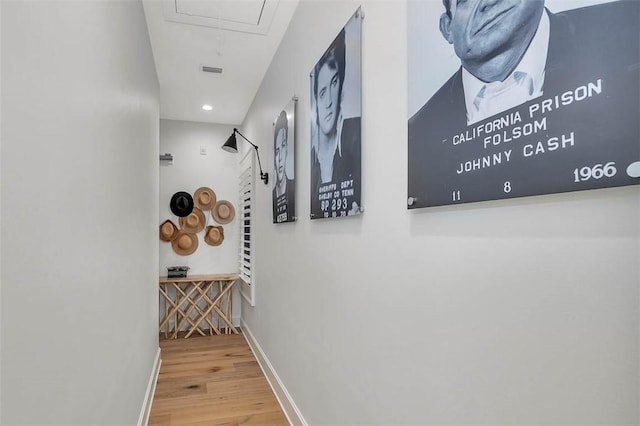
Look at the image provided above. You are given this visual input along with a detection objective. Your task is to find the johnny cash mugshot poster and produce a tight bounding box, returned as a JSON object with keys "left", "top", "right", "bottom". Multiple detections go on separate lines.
{"left": 407, "top": 0, "right": 640, "bottom": 209}
{"left": 272, "top": 99, "right": 296, "bottom": 223}
{"left": 310, "top": 8, "right": 362, "bottom": 220}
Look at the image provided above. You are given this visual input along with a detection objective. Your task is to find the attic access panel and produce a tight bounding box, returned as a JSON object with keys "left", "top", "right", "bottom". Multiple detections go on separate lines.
{"left": 163, "top": 0, "right": 278, "bottom": 35}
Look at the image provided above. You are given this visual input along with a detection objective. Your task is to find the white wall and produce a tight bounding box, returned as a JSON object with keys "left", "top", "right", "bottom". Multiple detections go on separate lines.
{"left": 159, "top": 119, "right": 239, "bottom": 275}
{"left": 159, "top": 119, "right": 241, "bottom": 323}
{"left": 1, "top": 1, "right": 159, "bottom": 424}
{"left": 0, "top": 1, "right": 3, "bottom": 420}
{"left": 241, "top": 1, "right": 639, "bottom": 424}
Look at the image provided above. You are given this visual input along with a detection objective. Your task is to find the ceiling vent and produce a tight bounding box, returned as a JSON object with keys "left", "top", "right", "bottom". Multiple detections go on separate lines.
{"left": 202, "top": 66, "right": 223, "bottom": 74}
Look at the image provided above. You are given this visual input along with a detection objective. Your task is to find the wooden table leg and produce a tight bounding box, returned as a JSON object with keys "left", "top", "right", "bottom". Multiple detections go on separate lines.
{"left": 190, "top": 282, "right": 218, "bottom": 335}
{"left": 195, "top": 280, "right": 238, "bottom": 335}
{"left": 227, "top": 285, "right": 233, "bottom": 334}
{"left": 175, "top": 281, "right": 212, "bottom": 338}
{"left": 217, "top": 281, "right": 223, "bottom": 333}
{"left": 159, "top": 275, "right": 240, "bottom": 339}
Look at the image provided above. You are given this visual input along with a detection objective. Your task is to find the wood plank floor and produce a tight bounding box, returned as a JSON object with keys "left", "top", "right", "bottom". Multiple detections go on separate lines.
{"left": 149, "top": 332, "right": 289, "bottom": 426}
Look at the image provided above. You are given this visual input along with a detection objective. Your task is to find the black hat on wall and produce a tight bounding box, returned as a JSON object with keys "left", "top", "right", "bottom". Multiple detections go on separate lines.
{"left": 170, "top": 191, "right": 194, "bottom": 217}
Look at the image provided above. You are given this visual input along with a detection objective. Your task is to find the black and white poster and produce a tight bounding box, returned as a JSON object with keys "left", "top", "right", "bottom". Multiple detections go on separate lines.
{"left": 272, "top": 99, "right": 297, "bottom": 223}
{"left": 310, "top": 8, "right": 362, "bottom": 220}
{"left": 407, "top": 0, "right": 640, "bottom": 209}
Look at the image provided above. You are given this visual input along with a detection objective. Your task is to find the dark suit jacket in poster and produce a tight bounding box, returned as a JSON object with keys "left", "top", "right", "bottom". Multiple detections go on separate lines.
{"left": 408, "top": 1, "right": 640, "bottom": 208}
{"left": 273, "top": 178, "right": 296, "bottom": 223}
{"left": 311, "top": 117, "right": 362, "bottom": 219}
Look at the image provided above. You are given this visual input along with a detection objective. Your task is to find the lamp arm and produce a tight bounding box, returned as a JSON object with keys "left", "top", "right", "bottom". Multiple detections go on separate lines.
{"left": 234, "top": 128, "right": 258, "bottom": 150}
{"left": 234, "top": 128, "right": 269, "bottom": 185}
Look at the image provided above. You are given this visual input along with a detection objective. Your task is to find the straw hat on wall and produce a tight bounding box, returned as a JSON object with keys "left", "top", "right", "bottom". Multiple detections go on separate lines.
{"left": 212, "top": 200, "right": 235, "bottom": 224}
{"left": 179, "top": 207, "right": 206, "bottom": 233}
{"left": 194, "top": 187, "right": 217, "bottom": 211}
{"left": 204, "top": 225, "right": 224, "bottom": 246}
{"left": 171, "top": 231, "right": 198, "bottom": 256}
{"left": 159, "top": 219, "right": 179, "bottom": 242}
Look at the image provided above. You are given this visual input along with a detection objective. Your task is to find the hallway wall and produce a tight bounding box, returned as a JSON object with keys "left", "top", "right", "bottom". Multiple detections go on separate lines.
{"left": 0, "top": 1, "right": 3, "bottom": 420}
{"left": 159, "top": 119, "right": 241, "bottom": 325}
{"left": 1, "top": 1, "right": 159, "bottom": 424}
{"left": 159, "top": 119, "right": 239, "bottom": 276}
{"left": 240, "top": 0, "right": 639, "bottom": 424}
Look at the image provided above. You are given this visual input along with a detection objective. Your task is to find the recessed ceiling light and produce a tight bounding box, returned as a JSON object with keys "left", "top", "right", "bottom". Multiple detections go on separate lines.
{"left": 202, "top": 104, "right": 213, "bottom": 111}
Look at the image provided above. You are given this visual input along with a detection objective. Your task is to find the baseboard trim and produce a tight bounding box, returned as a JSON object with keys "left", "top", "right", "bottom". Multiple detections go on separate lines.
{"left": 138, "top": 347, "right": 161, "bottom": 426}
{"left": 241, "top": 320, "right": 307, "bottom": 426}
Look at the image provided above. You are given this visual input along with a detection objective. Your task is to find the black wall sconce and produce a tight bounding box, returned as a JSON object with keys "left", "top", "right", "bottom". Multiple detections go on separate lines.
{"left": 221, "top": 128, "right": 269, "bottom": 185}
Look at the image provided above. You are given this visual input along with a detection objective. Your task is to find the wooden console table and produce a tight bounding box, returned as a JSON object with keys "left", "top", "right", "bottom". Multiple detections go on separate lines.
{"left": 159, "top": 273, "right": 239, "bottom": 339}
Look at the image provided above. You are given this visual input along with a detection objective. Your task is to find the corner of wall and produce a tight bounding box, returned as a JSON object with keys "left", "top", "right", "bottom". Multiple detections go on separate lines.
{"left": 137, "top": 348, "right": 161, "bottom": 426}
{"left": 241, "top": 320, "right": 307, "bottom": 426}
{"left": 0, "top": 0, "right": 4, "bottom": 420}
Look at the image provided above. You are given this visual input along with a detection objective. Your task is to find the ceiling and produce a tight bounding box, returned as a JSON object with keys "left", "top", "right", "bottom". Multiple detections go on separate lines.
{"left": 142, "top": 0, "right": 299, "bottom": 125}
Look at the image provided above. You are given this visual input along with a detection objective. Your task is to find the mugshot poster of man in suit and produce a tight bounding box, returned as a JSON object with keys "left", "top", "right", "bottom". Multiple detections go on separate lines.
{"left": 407, "top": 0, "right": 640, "bottom": 209}
{"left": 310, "top": 8, "right": 362, "bottom": 220}
{"left": 272, "top": 99, "right": 297, "bottom": 223}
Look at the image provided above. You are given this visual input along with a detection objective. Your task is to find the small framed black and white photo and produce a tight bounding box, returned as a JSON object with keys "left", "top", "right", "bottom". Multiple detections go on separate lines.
{"left": 272, "top": 98, "right": 297, "bottom": 223}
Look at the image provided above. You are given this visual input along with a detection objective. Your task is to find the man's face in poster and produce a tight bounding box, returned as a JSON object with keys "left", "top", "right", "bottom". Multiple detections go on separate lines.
{"left": 274, "top": 128, "right": 288, "bottom": 185}
{"left": 316, "top": 62, "right": 342, "bottom": 136}
{"left": 440, "top": 0, "right": 545, "bottom": 82}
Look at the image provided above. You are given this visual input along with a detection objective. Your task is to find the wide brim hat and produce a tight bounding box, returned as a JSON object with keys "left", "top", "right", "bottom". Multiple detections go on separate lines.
{"left": 171, "top": 231, "right": 198, "bottom": 256}
{"left": 170, "top": 191, "right": 194, "bottom": 217}
{"left": 204, "top": 225, "right": 224, "bottom": 246}
{"left": 212, "top": 200, "right": 235, "bottom": 224}
{"left": 179, "top": 207, "right": 206, "bottom": 233}
{"left": 159, "top": 219, "right": 179, "bottom": 242}
{"left": 194, "top": 187, "right": 217, "bottom": 211}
